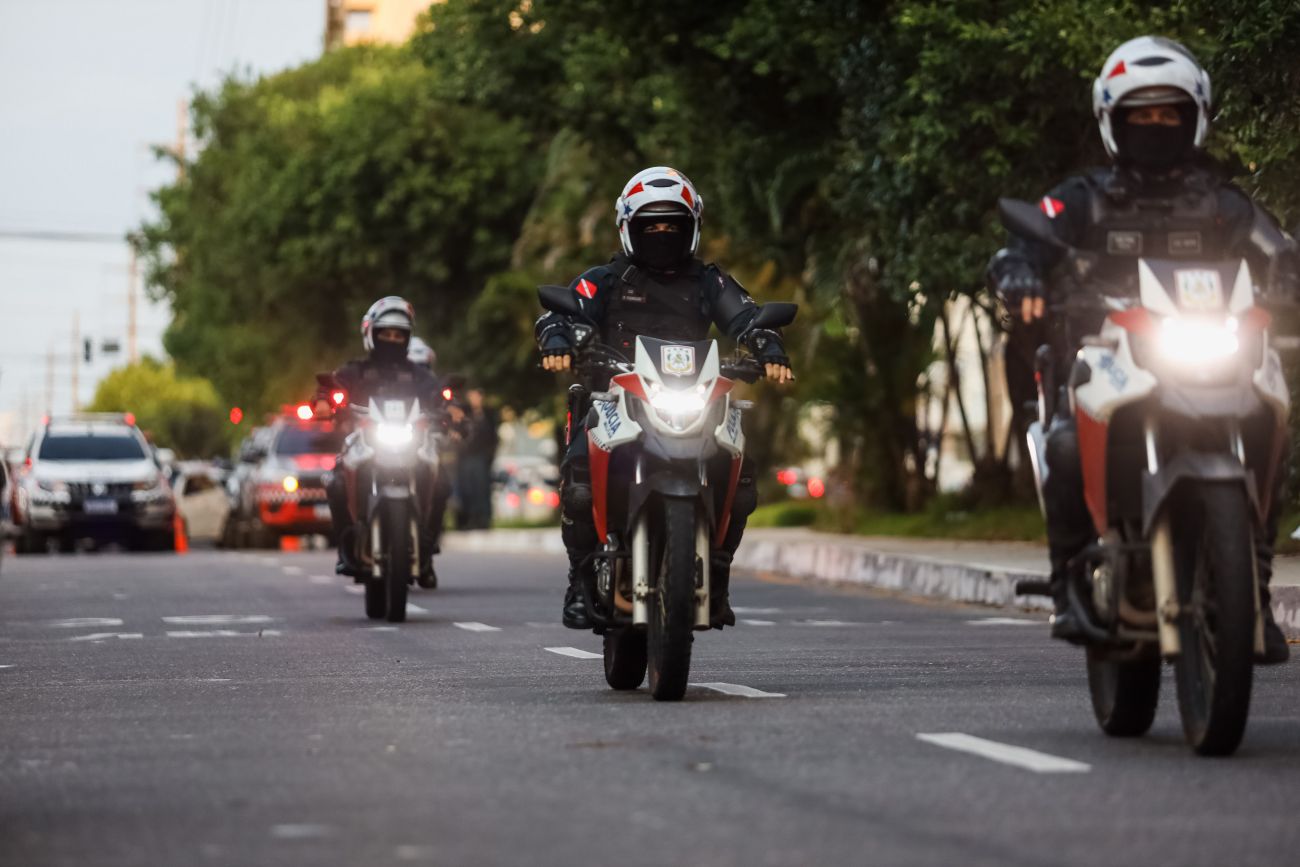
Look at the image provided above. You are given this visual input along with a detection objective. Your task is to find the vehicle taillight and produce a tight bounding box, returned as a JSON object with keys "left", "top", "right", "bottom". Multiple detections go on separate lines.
{"left": 545, "top": 491, "right": 561, "bottom": 509}
{"left": 124, "top": 412, "right": 135, "bottom": 426}
{"left": 527, "top": 488, "right": 546, "bottom": 505}
{"left": 331, "top": 390, "right": 346, "bottom": 406}
{"left": 777, "top": 469, "right": 797, "bottom": 486}
{"left": 442, "top": 388, "right": 453, "bottom": 401}
{"left": 296, "top": 404, "right": 313, "bottom": 421}
{"left": 807, "top": 478, "right": 826, "bottom": 499}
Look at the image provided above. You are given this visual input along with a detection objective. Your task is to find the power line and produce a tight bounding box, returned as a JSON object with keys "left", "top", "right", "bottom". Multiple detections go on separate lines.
{"left": 0, "top": 229, "right": 125, "bottom": 244}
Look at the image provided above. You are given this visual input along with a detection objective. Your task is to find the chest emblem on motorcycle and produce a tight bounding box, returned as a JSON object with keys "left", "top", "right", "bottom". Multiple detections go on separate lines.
{"left": 1174, "top": 269, "right": 1223, "bottom": 311}
{"left": 661, "top": 346, "right": 696, "bottom": 377}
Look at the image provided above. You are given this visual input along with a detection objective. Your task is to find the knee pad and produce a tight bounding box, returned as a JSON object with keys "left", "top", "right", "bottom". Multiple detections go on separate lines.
{"left": 562, "top": 481, "right": 593, "bottom": 521}
{"left": 731, "top": 471, "right": 758, "bottom": 519}
{"left": 1044, "top": 422, "right": 1081, "bottom": 485}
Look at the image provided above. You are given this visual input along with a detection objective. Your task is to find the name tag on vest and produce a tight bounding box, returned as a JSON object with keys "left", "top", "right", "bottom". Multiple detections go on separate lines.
{"left": 1106, "top": 231, "right": 1143, "bottom": 255}
{"left": 1167, "top": 231, "right": 1203, "bottom": 255}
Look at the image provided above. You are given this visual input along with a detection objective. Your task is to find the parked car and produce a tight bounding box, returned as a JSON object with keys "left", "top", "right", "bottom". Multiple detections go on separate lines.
{"left": 223, "top": 412, "right": 341, "bottom": 547}
{"left": 15, "top": 414, "right": 176, "bottom": 552}
{"left": 492, "top": 454, "right": 560, "bottom": 525}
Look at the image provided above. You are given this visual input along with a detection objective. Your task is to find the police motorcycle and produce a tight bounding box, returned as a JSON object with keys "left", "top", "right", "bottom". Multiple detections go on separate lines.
{"left": 1001, "top": 198, "right": 1291, "bottom": 755}
{"left": 538, "top": 285, "right": 797, "bottom": 701}
{"left": 314, "top": 375, "right": 440, "bottom": 623}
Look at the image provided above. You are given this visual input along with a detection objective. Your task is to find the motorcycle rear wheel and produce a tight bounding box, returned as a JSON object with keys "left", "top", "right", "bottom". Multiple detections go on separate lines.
{"left": 603, "top": 628, "right": 647, "bottom": 690}
{"left": 1086, "top": 645, "right": 1160, "bottom": 737}
{"left": 364, "top": 579, "right": 387, "bottom": 620}
{"left": 647, "top": 497, "right": 697, "bottom": 702}
{"left": 384, "top": 499, "right": 411, "bottom": 624}
{"left": 1172, "top": 482, "right": 1255, "bottom": 756}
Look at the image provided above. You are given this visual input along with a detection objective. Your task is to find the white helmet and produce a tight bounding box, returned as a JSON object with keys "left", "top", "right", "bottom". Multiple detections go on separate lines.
{"left": 360, "top": 295, "right": 414, "bottom": 354}
{"left": 614, "top": 166, "right": 704, "bottom": 259}
{"left": 407, "top": 336, "right": 436, "bottom": 370}
{"left": 1092, "top": 36, "right": 1211, "bottom": 160}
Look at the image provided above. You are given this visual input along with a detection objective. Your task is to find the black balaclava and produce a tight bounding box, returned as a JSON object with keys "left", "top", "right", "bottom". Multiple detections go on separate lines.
{"left": 1115, "top": 103, "right": 1198, "bottom": 174}
{"left": 630, "top": 213, "right": 695, "bottom": 271}
{"left": 371, "top": 332, "right": 410, "bottom": 364}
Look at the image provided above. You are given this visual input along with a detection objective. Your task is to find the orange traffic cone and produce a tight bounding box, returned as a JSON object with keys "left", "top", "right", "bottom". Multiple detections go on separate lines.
{"left": 280, "top": 535, "right": 301, "bottom": 552}
{"left": 173, "top": 511, "right": 189, "bottom": 555}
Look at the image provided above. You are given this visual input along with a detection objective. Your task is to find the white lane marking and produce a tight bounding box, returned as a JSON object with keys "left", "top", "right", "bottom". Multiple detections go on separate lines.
{"left": 269, "top": 824, "right": 332, "bottom": 840}
{"left": 162, "top": 615, "right": 275, "bottom": 625}
{"left": 257, "top": 557, "right": 278, "bottom": 567}
{"left": 525, "top": 621, "right": 563, "bottom": 629}
{"left": 916, "top": 733, "right": 1090, "bottom": 774}
{"left": 51, "top": 617, "right": 124, "bottom": 628}
{"left": 309, "top": 575, "right": 334, "bottom": 585}
{"left": 740, "top": 619, "right": 776, "bottom": 626}
{"left": 359, "top": 626, "right": 398, "bottom": 632}
{"left": 406, "top": 603, "right": 430, "bottom": 615}
{"left": 693, "top": 682, "right": 786, "bottom": 699}
{"left": 166, "top": 630, "right": 282, "bottom": 638}
{"left": 68, "top": 632, "right": 143, "bottom": 642}
{"left": 967, "top": 617, "right": 1037, "bottom": 626}
{"left": 799, "top": 619, "right": 855, "bottom": 627}
{"left": 343, "top": 585, "right": 364, "bottom": 595}
{"left": 453, "top": 621, "right": 500, "bottom": 633}
{"left": 395, "top": 845, "right": 436, "bottom": 861}
{"left": 545, "top": 646, "right": 602, "bottom": 660}
{"left": 0, "top": 665, "right": 13, "bottom": 669}
{"left": 282, "top": 566, "right": 304, "bottom": 576}
{"left": 732, "top": 606, "right": 783, "bottom": 614}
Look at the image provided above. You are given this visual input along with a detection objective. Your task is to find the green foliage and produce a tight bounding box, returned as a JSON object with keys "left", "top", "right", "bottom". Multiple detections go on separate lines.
{"left": 86, "top": 358, "right": 232, "bottom": 458}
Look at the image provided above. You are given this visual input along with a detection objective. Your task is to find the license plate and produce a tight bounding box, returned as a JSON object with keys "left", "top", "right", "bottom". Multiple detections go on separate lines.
{"left": 84, "top": 498, "right": 118, "bottom": 515}
{"left": 314, "top": 504, "right": 331, "bottom": 519}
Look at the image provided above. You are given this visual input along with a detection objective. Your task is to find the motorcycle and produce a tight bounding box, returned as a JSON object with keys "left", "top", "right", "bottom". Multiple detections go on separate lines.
{"left": 1001, "top": 198, "right": 1291, "bottom": 755}
{"left": 316, "top": 375, "right": 439, "bottom": 624}
{"left": 538, "top": 285, "right": 797, "bottom": 701}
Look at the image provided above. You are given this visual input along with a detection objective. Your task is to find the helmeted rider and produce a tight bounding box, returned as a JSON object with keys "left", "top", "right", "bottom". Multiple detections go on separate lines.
{"left": 325, "top": 296, "right": 452, "bottom": 588}
{"left": 987, "top": 37, "right": 1299, "bottom": 663}
{"left": 536, "top": 166, "right": 795, "bottom": 630}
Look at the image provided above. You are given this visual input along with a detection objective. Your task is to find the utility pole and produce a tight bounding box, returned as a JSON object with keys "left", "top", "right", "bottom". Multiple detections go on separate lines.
{"left": 128, "top": 249, "right": 139, "bottom": 364}
{"left": 175, "top": 98, "right": 187, "bottom": 180}
{"left": 45, "top": 346, "right": 54, "bottom": 415}
{"left": 71, "top": 311, "right": 80, "bottom": 413}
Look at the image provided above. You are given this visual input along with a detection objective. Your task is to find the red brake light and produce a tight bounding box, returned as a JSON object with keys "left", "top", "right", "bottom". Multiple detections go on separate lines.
{"left": 123, "top": 412, "right": 136, "bottom": 426}
{"left": 296, "top": 404, "right": 313, "bottom": 421}
{"left": 545, "top": 491, "right": 561, "bottom": 509}
{"left": 229, "top": 407, "right": 244, "bottom": 425}
{"left": 331, "top": 390, "right": 346, "bottom": 406}
{"left": 807, "top": 478, "right": 826, "bottom": 499}
{"left": 442, "top": 388, "right": 453, "bottom": 401}
{"left": 777, "top": 469, "right": 796, "bottom": 486}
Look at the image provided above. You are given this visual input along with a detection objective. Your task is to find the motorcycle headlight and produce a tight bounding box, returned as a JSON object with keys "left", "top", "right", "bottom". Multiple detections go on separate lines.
{"left": 1157, "top": 316, "right": 1239, "bottom": 364}
{"left": 647, "top": 382, "right": 710, "bottom": 431}
{"left": 375, "top": 422, "right": 414, "bottom": 448}
{"left": 282, "top": 476, "right": 299, "bottom": 493}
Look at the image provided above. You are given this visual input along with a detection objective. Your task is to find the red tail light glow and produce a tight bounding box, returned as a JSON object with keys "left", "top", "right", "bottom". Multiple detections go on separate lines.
{"left": 807, "top": 478, "right": 826, "bottom": 499}
{"left": 776, "top": 469, "right": 797, "bottom": 486}
{"left": 296, "top": 404, "right": 313, "bottom": 421}
{"left": 505, "top": 493, "right": 521, "bottom": 509}
{"left": 545, "top": 491, "right": 561, "bottom": 509}
{"left": 331, "top": 391, "right": 346, "bottom": 406}
{"left": 123, "top": 412, "right": 136, "bottom": 426}
{"left": 442, "top": 388, "right": 453, "bottom": 401}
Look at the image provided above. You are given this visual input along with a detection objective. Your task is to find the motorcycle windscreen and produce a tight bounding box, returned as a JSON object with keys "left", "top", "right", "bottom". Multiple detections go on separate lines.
{"left": 634, "top": 336, "right": 716, "bottom": 388}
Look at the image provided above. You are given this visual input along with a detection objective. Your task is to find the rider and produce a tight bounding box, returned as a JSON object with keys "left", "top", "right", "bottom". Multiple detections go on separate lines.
{"left": 536, "top": 166, "right": 794, "bottom": 630}
{"left": 325, "top": 296, "right": 451, "bottom": 588}
{"left": 987, "top": 37, "right": 1299, "bottom": 663}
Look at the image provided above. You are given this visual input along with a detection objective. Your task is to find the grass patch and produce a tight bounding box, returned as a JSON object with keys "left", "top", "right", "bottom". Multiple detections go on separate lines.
{"left": 750, "top": 496, "right": 1046, "bottom": 542}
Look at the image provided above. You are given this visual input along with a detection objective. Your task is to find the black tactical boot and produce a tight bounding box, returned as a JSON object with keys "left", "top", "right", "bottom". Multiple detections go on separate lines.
{"left": 709, "top": 553, "right": 737, "bottom": 629}
{"left": 1047, "top": 556, "right": 1084, "bottom": 642}
{"left": 562, "top": 570, "right": 592, "bottom": 630}
{"left": 1257, "top": 583, "right": 1290, "bottom": 665}
{"left": 335, "top": 525, "right": 360, "bottom": 577}
{"left": 417, "top": 560, "right": 437, "bottom": 590}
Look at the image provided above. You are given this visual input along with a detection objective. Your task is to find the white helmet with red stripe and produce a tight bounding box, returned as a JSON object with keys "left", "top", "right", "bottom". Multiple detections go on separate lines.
{"left": 360, "top": 295, "right": 414, "bottom": 354}
{"left": 614, "top": 166, "right": 703, "bottom": 259}
{"left": 1092, "top": 36, "right": 1211, "bottom": 160}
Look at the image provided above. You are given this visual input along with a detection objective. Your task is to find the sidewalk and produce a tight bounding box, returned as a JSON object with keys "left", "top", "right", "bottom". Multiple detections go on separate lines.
{"left": 445, "top": 527, "right": 1300, "bottom": 638}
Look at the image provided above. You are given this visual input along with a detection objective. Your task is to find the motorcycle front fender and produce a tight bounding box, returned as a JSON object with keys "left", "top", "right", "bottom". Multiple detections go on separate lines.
{"left": 1141, "top": 451, "right": 1258, "bottom": 537}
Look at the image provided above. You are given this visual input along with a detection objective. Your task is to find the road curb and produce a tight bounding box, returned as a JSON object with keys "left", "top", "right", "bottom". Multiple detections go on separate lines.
{"left": 449, "top": 527, "right": 1300, "bottom": 638}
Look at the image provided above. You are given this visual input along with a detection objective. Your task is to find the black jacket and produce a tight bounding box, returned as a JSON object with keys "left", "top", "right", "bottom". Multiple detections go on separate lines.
{"left": 332, "top": 358, "right": 442, "bottom": 423}
{"left": 535, "top": 252, "right": 788, "bottom": 364}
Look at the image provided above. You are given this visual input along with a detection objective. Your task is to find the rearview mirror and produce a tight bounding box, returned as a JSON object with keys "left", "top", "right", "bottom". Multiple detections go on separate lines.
{"left": 750, "top": 302, "right": 798, "bottom": 330}
{"left": 538, "top": 285, "right": 583, "bottom": 319}
{"left": 997, "top": 198, "right": 1066, "bottom": 250}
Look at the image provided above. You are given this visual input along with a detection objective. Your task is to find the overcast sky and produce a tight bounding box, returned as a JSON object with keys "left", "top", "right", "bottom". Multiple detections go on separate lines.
{"left": 0, "top": 0, "right": 323, "bottom": 443}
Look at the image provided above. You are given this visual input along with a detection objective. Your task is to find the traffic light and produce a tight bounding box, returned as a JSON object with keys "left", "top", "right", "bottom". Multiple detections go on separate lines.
{"left": 229, "top": 407, "right": 244, "bottom": 425}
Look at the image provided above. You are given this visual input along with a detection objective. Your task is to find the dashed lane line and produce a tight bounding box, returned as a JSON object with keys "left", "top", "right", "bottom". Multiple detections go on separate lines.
{"left": 453, "top": 622, "right": 501, "bottom": 633}
{"left": 732, "top": 607, "right": 783, "bottom": 615}
{"left": 692, "top": 682, "right": 786, "bottom": 699}
{"left": 544, "top": 646, "right": 602, "bottom": 660}
{"left": 50, "top": 617, "right": 124, "bottom": 628}
{"left": 166, "top": 630, "right": 282, "bottom": 639}
{"left": 967, "top": 617, "right": 1038, "bottom": 626}
{"left": 309, "top": 575, "right": 335, "bottom": 585}
{"left": 740, "top": 619, "right": 776, "bottom": 626}
{"left": 68, "top": 633, "right": 143, "bottom": 642}
{"left": 406, "top": 603, "right": 430, "bottom": 615}
{"left": 269, "top": 824, "right": 332, "bottom": 840}
{"left": 0, "top": 665, "right": 13, "bottom": 669}
{"left": 916, "top": 733, "right": 1091, "bottom": 774}
{"left": 281, "top": 566, "right": 304, "bottom": 576}
{"left": 162, "top": 615, "right": 276, "bottom": 625}
{"left": 343, "top": 586, "right": 364, "bottom": 596}
{"left": 798, "top": 620, "right": 856, "bottom": 627}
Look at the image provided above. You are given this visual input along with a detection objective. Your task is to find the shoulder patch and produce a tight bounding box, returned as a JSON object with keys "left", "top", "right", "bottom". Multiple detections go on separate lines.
{"left": 576, "top": 278, "right": 599, "bottom": 300}
{"left": 1039, "top": 196, "right": 1066, "bottom": 219}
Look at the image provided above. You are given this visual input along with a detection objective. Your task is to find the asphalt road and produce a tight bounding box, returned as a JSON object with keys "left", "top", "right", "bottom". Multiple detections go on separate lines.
{"left": 2, "top": 542, "right": 1299, "bottom": 866}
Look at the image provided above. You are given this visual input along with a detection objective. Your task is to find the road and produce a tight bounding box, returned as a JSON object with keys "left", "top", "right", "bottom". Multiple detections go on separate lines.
{"left": 2, "top": 544, "right": 1299, "bottom": 866}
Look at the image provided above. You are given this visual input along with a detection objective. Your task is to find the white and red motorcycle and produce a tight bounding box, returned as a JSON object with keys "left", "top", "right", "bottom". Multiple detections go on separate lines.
{"left": 1002, "top": 198, "right": 1291, "bottom": 755}
{"left": 539, "top": 285, "right": 796, "bottom": 701}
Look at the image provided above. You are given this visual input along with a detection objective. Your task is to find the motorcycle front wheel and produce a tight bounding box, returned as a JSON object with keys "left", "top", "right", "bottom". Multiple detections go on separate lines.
{"left": 647, "top": 497, "right": 698, "bottom": 701}
{"left": 1171, "top": 482, "right": 1256, "bottom": 756}
{"left": 383, "top": 498, "right": 411, "bottom": 624}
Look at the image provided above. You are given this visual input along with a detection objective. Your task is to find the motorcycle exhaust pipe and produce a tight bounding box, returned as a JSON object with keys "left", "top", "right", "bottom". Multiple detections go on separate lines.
{"left": 1151, "top": 516, "right": 1180, "bottom": 658}
{"left": 694, "top": 518, "right": 710, "bottom": 630}
{"left": 632, "top": 515, "right": 649, "bottom": 625}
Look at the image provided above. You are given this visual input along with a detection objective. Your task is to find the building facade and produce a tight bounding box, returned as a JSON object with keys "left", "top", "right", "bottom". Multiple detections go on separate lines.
{"left": 325, "top": 0, "right": 434, "bottom": 49}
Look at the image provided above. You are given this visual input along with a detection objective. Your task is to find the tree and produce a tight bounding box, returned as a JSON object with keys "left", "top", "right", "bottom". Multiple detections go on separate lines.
{"left": 86, "top": 358, "right": 232, "bottom": 458}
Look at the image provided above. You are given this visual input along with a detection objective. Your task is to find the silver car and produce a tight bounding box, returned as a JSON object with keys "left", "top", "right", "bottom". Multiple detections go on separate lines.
{"left": 17, "top": 415, "right": 176, "bottom": 552}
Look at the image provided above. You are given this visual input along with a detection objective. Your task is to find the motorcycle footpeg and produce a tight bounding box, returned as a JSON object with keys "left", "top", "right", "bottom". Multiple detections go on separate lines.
{"left": 1015, "top": 579, "right": 1052, "bottom": 597}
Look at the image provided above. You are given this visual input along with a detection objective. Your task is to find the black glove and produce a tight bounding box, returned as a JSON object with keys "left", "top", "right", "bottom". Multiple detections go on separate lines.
{"left": 995, "top": 265, "right": 1043, "bottom": 309}
{"left": 745, "top": 328, "right": 790, "bottom": 368}
{"left": 538, "top": 322, "right": 575, "bottom": 358}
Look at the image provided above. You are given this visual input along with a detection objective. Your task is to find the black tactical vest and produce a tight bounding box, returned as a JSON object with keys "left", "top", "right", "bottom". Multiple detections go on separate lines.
{"left": 1078, "top": 168, "right": 1229, "bottom": 295}
{"left": 602, "top": 255, "right": 713, "bottom": 355}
